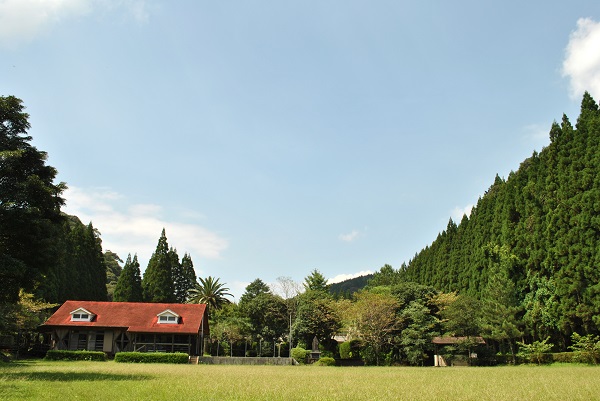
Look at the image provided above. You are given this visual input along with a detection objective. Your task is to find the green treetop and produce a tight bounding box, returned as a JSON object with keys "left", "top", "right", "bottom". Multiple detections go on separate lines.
{"left": 142, "top": 229, "right": 175, "bottom": 302}
{"left": 113, "top": 254, "right": 144, "bottom": 302}
{"left": 303, "top": 269, "right": 329, "bottom": 293}
{"left": 0, "top": 95, "right": 66, "bottom": 302}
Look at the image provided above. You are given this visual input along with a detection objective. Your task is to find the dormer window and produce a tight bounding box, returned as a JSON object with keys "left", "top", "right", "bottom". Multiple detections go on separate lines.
{"left": 157, "top": 309, "right": 180, "bottom": 324}
{"left": 70, "top": 308, "right": 94, "bottom": 322}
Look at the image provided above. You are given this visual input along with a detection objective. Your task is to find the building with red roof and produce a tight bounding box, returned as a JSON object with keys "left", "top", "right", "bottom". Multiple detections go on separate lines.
{"left": 41, "top": 300, "right": 209, "bottom": 356}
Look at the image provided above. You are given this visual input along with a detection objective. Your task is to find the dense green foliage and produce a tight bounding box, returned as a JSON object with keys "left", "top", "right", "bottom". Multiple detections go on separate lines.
{"left": 114, "top": 352, "right": 188, "bottom": 364}
{"left": 104, "top": 251, "right": 123, "bottom": 301}
{"left": 314, "top": 356, "right": 336, "bottom": 366}
{"left": 291, "top": 346, "right": 309, "bottom": 363}
{"left": 391, "top": 93, "right": 600, "bottom": 348}
{"left": 142, "top": 229, "right": 175, "bottom": 302}
{"left": 187, "top": 276, "right": 233, "bottom": 313}
{"left": 0, "top": 96, "right": 66, "bottom": 302}
{"left": 36, "top": 217, "right": 108, "bottom": 303}
{"left": 173, "top": 252, "right": 197, "bottom": 303}
{"left": 238, "top": 278, "right": 287, "bottom": 343}
{"left": 113, "top": 254, "right": 144, "bottom": 302}
{"left": 44, "top": 350, "right": 107, "bottom": 361}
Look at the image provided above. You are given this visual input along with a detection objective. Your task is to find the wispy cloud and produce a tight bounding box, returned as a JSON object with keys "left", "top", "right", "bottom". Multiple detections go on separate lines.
{"left": 522, "top": 123, "right": 550, "bottom": 142}
{"left": 339, "top": 229, "right": 360, "bottom": 242}
{"left": 563, "top": 18, "right": 600, "bottom": 99}
{"left": 0, "top": 0, "right": 91, "bottom": 48}
{"left": 328, "top": 270, "right": 373, "bottom": 284}
{"left": 451, "top": 204, "right": 473, "bottom": 222}
{"left": 0, "top": 0, "right": 152, "bottom": 48}
{"left": 62, "top": 186, "right": 228, "bottom": 271}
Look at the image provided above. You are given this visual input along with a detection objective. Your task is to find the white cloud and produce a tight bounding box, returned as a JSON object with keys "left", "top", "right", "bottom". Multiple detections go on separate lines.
{"left": 0, "top": 0, "right": 152, "bottom": 48}
{"left": 62, "top": 186, "right": 228, "bottom": 271}
{"left": 0, "top": 0, "right": 91, "bottom": 47}
{"left": 339, "top": 229, "right": 360, "bottom": 242}
{"left": 563, "top": 18, "right": 600, "bottom": 99}
{"left": 451, "top": 204, "right": 473, "bottom": 222}
{"left": 328, "top": 270, "right": 373, "bottom": 284}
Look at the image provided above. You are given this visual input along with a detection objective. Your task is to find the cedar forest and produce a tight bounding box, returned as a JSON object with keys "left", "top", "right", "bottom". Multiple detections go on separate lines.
{"left": 1, "top": 93, "right": 600, "bottom": 365}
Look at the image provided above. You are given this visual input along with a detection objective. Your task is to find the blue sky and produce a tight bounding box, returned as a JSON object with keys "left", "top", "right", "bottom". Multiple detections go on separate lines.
{"left": 2, "top": 1, "right": 600, "bottom": 299}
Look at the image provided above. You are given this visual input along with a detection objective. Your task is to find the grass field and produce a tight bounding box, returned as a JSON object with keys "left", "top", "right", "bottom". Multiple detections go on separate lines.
{"left": 1, "top": 360, "right": 600, "bottom": 400}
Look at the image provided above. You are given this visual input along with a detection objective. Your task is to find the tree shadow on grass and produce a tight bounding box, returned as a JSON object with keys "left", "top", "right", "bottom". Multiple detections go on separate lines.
{"left": 1, "top": 371, "right": 152, "bottom": 382}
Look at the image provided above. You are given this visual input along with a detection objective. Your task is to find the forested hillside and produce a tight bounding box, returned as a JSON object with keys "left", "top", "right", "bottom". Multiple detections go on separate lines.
{"left": 397, "top": 92, "right": 600, "bottom": 343}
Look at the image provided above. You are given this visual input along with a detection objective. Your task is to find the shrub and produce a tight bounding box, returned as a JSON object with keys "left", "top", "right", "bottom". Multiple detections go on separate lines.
{"left": 314, "top": 357, "right": 336, "bottom": 366}
{"left": 114, "top": 352, "right": 189, "bottom": 364}
{"left": 339, "top": 342, "right": 352, "bottom": 359}
{"left": 569, "top": 333, "right": 600, "bottom": 364}
{"left": 291, "top": 347, "right": 309, "bottom": 364}
{"left": 517, "top": 337, "right": 554, "bottom": 365}
{"left": 44, "top": 350, "right": 107, "bottom": 362}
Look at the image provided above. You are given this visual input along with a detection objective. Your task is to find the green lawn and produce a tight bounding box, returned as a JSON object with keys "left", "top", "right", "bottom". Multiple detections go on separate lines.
{"left": 1, "top": 360, "right": 599, "bottom": 400}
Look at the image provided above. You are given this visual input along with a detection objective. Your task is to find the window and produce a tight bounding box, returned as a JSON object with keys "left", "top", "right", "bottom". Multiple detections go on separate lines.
{"left": 157, "top": 310, "right": 179, "bottom": 324}
{"left": 70, "top": 308, "right": 94, "bottom": 322}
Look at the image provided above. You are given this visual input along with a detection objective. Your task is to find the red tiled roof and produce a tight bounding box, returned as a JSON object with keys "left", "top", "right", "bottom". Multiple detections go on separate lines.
{"left": 42, "top": 301, "right": 207, "bottom": 334}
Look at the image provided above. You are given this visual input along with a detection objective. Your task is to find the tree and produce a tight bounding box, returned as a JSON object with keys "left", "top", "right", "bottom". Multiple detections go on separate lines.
{"left": 400, "top": 300, "right": 439, "bottom": 366}
{"left": 240, "top": 291, "right": 287, "bottom": 349}
{"left": 187, "top": 276, "right": 233, "bottom": 316}
{"left": 293, "top": 290, "right": 340, "bottom": 349}
{"left": 142, "top": 229, "right": 175, "bottom": 302}
{"left": 104, "top": 251, "right": 123, "bottom": 301}
{"left": 239, "top": 278, "right": 271, "bottom": 305}
{"left": 352, "top": 290, "right": 399, "bottom": 366}
{"left": 368, "top": 264, "right": 402, "bottom": 288}
{"left": 480, "top": 244, "right": 523, "bottom": 361}
{"left": 0, "top": 95, "right": 66, "bottom": 302}
{"left": 238, "top": 279, "right": 287, "bottom": 349}
{"left": 273, "top": 276, "right": 303, "bottom": 355}
{"left": 303, "top": 269, "right": 329, "bottom": 292}
{"left": 173, "top": 252, "right": 197, "bottom": 303}
{"left": 57, "top": 220, "right": 107, "bottom": 301}
{"left": 440, "top": 294, "right": 482, "bottom": 337}
{"left": 113, "top": 254, "right": 144, "bottom": 302}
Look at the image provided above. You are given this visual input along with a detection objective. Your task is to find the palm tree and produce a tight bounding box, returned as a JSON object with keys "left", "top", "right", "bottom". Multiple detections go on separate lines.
{"left": 187, "top": 276, "right": 233, "bottom": 315}
{"left": 188, "top": 276, "right": 233, "bottom": 356}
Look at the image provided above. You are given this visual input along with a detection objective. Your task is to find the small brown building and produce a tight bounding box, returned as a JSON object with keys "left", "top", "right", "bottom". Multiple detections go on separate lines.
{"left": 432, "top": 336, "right": 486, "bottom": 366}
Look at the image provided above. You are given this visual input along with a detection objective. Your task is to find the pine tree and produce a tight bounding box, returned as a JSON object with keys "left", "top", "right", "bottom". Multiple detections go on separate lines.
{"left": 113, "top": 254, "right": 143, "bottom": 302}
{"left": 303, "top": 269, "right": 329, "bottom": 292}
{"left": 142, "top": 229, "right": 175, "bottom": 303}
{"left": 172, "top": 251, "right": 197, "bottom": 303}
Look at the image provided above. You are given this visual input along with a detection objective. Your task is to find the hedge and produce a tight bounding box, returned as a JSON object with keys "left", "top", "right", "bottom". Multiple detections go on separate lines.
{"left": 314, "top": 357, "right": 336, "bottom": 366}
{"left": 114, "top": 352, "right": 189, "bottom": 364}
{"left": 44, "top": 350, "right": 107, "bottom": 361}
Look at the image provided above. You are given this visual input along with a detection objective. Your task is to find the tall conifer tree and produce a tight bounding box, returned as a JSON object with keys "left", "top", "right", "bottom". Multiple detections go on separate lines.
{"left": 113, "top": 254, "right": 143, "bottom": 302}
{"left": 173, "top": 252, "right": 197, "bottom": 303}
{"left": 142, "top": 229, "right": 175, "bottom": 302}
